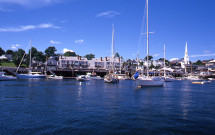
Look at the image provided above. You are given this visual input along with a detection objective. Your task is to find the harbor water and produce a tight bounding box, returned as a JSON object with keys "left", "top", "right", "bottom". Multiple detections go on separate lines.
{"left": 0, "top": 79, "right": 215, "bottom": 134}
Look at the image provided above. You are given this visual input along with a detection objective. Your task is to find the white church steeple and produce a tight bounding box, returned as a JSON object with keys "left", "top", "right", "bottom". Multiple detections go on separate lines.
{"left": 184, "top": 42, "right": 189, "bottom": 64}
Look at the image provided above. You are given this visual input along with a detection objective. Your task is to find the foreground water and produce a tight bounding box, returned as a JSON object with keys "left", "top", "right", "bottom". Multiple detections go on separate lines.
{"left": 0, "top": 79, "right": 215, "bottom": 135}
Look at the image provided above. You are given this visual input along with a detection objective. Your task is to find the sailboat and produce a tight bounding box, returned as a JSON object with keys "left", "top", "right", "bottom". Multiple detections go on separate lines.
{"left": 16, "top": 40, "right": 46, "bottom": 79}
{"left": 104, "top": 25, "right": 119, "bottom": 83}
{"left": 135, "top": 0, "right": 164, "bottom": 87}
{"left": 163, "top": 44, "right": 174, "bottom": 82}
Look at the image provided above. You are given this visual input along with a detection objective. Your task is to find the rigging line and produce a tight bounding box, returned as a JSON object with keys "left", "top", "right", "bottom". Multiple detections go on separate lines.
{"left": 15, "top": 40, "right": 31, "bottom": 74}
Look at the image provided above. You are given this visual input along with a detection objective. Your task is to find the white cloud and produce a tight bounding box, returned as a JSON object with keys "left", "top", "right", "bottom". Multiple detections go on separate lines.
{"left": 153, "top": 54, "right": 160, "bottom": 57}
{"left": 50, "top": 40, "right": 61, "bottom": 44}
{"left": 190, "top": 53, "right": 215, "bottom": 58}
{"left": 96, "top": 11, "right": 120, "bottom": 18}
{"left": 11, "top": 44, "right": 20, "bottom": 49}
{"left": 170, "top": 58, "right": 179, "bottom": 61}
{"left": 0, "top": 23, "right": 60, "bottom": 32}
{"left": 62, "top": 48, "right": 74, "bottom": 53}
{"left": 74, "top": 39, "right": 84, "bottom": 44}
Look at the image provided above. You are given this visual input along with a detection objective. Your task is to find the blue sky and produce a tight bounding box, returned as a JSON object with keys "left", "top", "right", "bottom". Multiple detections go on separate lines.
{"left": 0, "top": 0, "right": 215, "bottom": 61}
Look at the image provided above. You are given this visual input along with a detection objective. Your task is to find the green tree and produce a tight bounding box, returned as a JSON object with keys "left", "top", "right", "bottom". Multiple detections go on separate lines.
{"left": 144, "top": 55, "right": 153, "bottom": 60}
{"left": 12, "top": 49, "right": 26, "bottom": 66}
{"left": 84, "top": 54, "right": 95, "bottom": 60}
{"left": 0, "top": 47, "right": 5, "bottom": 56}
{"left": 194, "top": 60, "right": 204, "bottom": 65}
{"left": 5, "top": 50, "right": 14, "bottom": 55}
{"left": 35, "top": 51, "right": 46, "bottom": 62}
{"left": 45, "top": 46, "right": 57, "bottom": 57}
{"left": 64, "top": 51, "right": 77, "bottom": 56}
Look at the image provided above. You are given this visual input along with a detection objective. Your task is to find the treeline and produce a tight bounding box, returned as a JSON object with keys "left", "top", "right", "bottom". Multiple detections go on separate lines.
{"left": 0, "top": 46, "right": 96, "bottom": 66}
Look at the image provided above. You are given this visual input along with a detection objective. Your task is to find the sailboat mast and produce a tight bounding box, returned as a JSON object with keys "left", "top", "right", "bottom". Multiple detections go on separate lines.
{"left": 111, "top": 24, "right": 115, "bottom": 72}
{"left": 164, "top": 44, "right": 166, "bottom": 77}
{"left": 29, "top": 39, "right": 32, "bottom": 73}
{"left": 146, "top": 0, "right": 149, "bottom": 77}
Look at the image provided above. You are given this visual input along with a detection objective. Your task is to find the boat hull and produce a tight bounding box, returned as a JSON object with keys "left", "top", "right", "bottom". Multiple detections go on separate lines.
{"left": 0, "top": 76, "right": 17, "bottom": 81}
{"left": 16, "top": 74, "right": 46, "bottom": 79}
{"left": 135, "top": 77, "right": 164, "bottom": 87}
{"left": 104, "top": 78, "right": 118, "bottom": 83}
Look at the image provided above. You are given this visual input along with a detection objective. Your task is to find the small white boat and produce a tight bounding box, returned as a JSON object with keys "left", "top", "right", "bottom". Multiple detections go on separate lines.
{"left": 47, "top": 75, "right": 63, "bottom": 80}
{"left": 104, "top": 74, "right": 119, "bottom": 83}
{"left": 0, "top": 72, "right": 17, "bottom": 81}
{"left": 186, "top": 75, "right": 202, "bottom": 81}
{"left": 208, "top": 78, "right": 215, "bottom": 80}
{"left": 86, "top": 72, "right": 102, "bottom": 80}
{"left": 76, "top": 75, "right": 89, "bottom": 81}
{"left": 115, "top": 74, "right": 130, "bottom": 80}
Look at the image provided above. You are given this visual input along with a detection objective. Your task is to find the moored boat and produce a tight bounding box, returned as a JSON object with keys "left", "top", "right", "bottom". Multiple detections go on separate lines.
{"left": 16, "top": 72, "right": 46, "bottom": 79}
{"left": 76, "top": 75, "right": 89, "bottom": 81}
{"left": 0, "top": 72, "right": 17, "bottom": 81}
{"left": 104, "top": 74, "right": 119, "bottom": 83}
{"left": 16, "top": 40, "right": 46, "bottom": 79}
{"left": 133, "top": 0, "right": 164, "bottom": 87}
{"left": 86, "top": 72, "right": 102, "bottom": 80}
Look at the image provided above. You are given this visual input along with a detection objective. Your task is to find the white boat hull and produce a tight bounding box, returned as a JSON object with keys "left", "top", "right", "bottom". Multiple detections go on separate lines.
{"left": 0, "top": 76, "right": 17, "bottom": 81}
{"left": 135, "top": 77, "right": 164, "bottom": 87}
{"left": 47, "top": 76, "right": 63, "bottom": 80}
{"left": 104, "top": 78, "right": 118, "bottom": 83}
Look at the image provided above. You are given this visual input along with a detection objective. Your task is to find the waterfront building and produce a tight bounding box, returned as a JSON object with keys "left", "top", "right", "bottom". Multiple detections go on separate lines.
{"left": 206, "top": 60, "right": 215, "bottom": 74}
{"left": 58, "top": 55, "right": 124, "bottom": 71}
{"left": 58, "top": 55, "right": 89, "bottom": 69}
{"left": 153, "top": 59, "right": 165, "bottom": 67}
{"left": 46, "top": 56, "right": 58, "bottom": 70}
{"left": 89, "top": 56, "right": 124, "bottom": 71}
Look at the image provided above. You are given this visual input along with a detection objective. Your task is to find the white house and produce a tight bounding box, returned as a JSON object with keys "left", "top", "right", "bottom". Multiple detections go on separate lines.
{"left": 58, "top": 55, "right": 124, "bottom": 70}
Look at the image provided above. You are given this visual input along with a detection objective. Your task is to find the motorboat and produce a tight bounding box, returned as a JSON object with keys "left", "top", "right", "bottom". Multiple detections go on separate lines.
{"left": 186, "top": 75, "right": 202, "bottom": 81}
{"left": 47, "top": 75, "right": 63, "bottom": 80}
{"left": 115, "top": 74, "right": 130, "bottom": 80}
{"left": 76, "top": 75, "right": 89, "bottom": 81}
{"left": 86, "top": 72, "right": 102, "bottom": 80}
{"left": 0, "top": 72, "right": 17, "bottom": 81}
